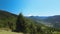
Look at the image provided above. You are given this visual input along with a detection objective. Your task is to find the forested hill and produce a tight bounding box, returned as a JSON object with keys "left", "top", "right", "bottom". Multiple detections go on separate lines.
{"left": 0, "top": 10, "right": 60, "bottom": 29}
{"left": 0, "top": 10, "right": 60, "bottom": 34}
{"left": 27, "top": 15, "right": 60, "bottom": 28}
{"left": 0, "top": 10, "right": 17, "bottom": 28}
{"left": 44, "top": 15, "right": 60, "bottom": 28}
{"left": 0, "top": 10, "right": 17, "bottom": 17}
{"left": 0, "top": 10, "right": 46, "bottom": 34}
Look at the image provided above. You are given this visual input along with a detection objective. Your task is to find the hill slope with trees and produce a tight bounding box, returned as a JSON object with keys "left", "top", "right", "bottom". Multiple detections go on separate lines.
{"left": 0, "top": 10, "right": 60, "bottom": 34}
{"left": 0, "top": 10, "right": 17, "bottom": 29}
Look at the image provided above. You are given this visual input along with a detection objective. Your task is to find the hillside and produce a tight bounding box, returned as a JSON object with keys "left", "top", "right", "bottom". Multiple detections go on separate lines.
{"left": 44, "top": 15, "right": 60, "bottom": 28}
{"left": 28, "top": 15, "right": 60, "bottom": 29}
{"left": 0, "top": 10, "right": 60, "bottom": 34}
{"left": 0, "top": 10, "right": 49, "bottom": 34}
{"left": 0, "top": 10, "right": 17, "bottom": 28}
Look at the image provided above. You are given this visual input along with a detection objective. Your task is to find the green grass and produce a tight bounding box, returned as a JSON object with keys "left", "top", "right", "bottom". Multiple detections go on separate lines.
{"left": 0, "top": 29, "right": 60, "bottom": 34}
{"left": 0, "top": 30, "right": 23, "bottom": 34}
{"left": 53, "top": 31, "right": 60, "bottom": 34}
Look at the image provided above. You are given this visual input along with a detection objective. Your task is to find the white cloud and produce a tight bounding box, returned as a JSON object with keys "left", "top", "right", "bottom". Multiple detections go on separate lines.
{"left": 27, "top": 14, "right": 32, "bottom": 16}
{"left": 24, "top": 14, "right": 32, "bottom": 16}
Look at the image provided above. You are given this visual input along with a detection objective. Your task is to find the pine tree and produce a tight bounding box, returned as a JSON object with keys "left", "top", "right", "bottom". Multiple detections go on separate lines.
{"left": 15, "top": 13, "right": 26, "bottom": 32}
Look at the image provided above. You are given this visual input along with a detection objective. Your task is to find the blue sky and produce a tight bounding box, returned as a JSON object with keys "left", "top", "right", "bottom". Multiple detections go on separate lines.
{"left": 0, "top": 0, "right": 60, "bottom": 16}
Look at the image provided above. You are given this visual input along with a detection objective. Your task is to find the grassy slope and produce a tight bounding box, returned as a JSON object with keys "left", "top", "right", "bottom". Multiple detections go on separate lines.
{"left": 53, "top": 32, "right": 60, "bottom": 34}
{"left": 0, "top": 30, "right": 23, "bottom": 34}
{"left": 0, "top": 30, "right": 60, "bottom": 34}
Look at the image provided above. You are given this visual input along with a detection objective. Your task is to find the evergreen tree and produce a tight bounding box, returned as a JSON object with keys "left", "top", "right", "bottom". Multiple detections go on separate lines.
{"left": 15, "top": 13, "right": 26, "bottom": 32}
{"left": 15, "top": 13, "right": 44, "bottom": 34}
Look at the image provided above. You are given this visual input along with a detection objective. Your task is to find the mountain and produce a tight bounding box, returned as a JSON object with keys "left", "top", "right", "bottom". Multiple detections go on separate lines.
{"left": 0, "top": 10, "right": 17, "bottom": 28}
{"left": 0, "top": 10, "right": 17, "bottom": 17}
{"left": 28, "top": 15, "right": 60, "bottom": 28}
{"left": 44, "top": 15, "right": 60, "bottom": 28}
{"left": 0, "top": 10, "right": 60, "bottom": 34}
{"left": 27, "top": 16, "right": 48, "bottom": 21}
{"left": 0, "top": 10, "right": 45, "bottom": 30}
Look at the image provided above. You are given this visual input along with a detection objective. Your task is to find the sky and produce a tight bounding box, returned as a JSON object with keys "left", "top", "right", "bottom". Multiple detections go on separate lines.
{"left": 0, "top": 0, "right": 60, "bottom": 16}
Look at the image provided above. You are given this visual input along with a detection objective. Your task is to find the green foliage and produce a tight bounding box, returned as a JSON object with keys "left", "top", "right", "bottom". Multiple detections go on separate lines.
{"left": 15, "top": 13, "right": 45, "bottom": 34}
{"left": 0, "top": 10, "right": 17, "bottom": 30}
{"left": 15, "top": 13, "right": 27, "bottom": 32}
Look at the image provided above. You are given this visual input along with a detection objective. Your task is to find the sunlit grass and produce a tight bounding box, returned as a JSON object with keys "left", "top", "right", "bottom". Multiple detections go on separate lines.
{"left": 0, "top": 30, "right": 23, "bottom": 34}
{"left": 53, "top": 31, "right": 60, "bottom": 34}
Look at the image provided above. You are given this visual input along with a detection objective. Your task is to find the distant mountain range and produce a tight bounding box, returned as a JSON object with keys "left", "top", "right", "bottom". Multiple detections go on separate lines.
{"left": 27, "top": 15, "right": 60, "bottom": 28}
{"left": 44, "top": 15, "right": 60, "bottom": 28}
{"left": 0, "top": 10, "right": 60, "bottom": 29}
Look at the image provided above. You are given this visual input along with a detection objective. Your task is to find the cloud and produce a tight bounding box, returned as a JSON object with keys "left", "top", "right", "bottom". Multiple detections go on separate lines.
{"left": 27, "top": 14, "right": 32, "bottom": 16}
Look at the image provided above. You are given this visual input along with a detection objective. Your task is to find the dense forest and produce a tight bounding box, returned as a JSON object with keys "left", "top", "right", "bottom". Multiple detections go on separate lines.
{"left": 0, "top": 10, "right": 60, "bottom": 34}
